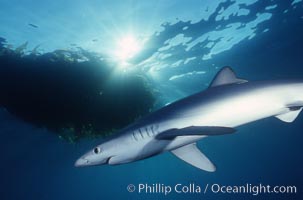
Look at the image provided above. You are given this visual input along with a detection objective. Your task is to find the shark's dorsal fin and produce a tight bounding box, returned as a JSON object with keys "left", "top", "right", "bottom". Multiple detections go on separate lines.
{"left": 209, "top": 66, "right": 248, "bottom": 88}
{"left": 171, "top": 143, "right": 216, "bottom": 172}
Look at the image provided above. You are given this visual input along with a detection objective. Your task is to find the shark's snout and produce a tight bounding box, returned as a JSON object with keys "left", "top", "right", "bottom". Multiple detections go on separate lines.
{"left": 74, "top": 153, "right": 113, "bottom": 167}
{"left": 74, "top": 157, "right": 89, "bottom": 167}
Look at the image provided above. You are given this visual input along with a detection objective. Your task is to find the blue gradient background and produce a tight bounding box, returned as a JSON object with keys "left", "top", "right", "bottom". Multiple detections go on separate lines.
{"left": 0, "top": 0, "right": 303, "bottom": 199}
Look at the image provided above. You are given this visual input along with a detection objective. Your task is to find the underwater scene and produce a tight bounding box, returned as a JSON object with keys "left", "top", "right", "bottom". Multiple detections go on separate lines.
{"left": 0, "top": 0, "right": 303, "bottom": 199}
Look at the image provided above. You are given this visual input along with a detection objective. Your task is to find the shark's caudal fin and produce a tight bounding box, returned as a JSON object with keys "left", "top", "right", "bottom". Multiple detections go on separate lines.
{"left": 171, "top": 143, "right": 216, "bottom": 172}
{"left": 209, "top": 66, "right": 248, "bottom": 88}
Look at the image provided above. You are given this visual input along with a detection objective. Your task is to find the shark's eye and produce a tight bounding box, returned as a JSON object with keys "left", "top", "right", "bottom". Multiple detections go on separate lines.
{"left": 93, "top": 147, "right": 101, "bottom": 154}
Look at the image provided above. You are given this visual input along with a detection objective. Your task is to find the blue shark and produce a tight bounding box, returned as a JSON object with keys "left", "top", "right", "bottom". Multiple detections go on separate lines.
{"left": 75, "top": 67, "right": 303, "bottom": 172}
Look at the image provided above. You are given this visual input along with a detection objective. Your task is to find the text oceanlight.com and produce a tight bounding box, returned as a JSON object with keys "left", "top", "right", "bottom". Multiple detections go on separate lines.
{"left": 209, "top": 183, "right": 297, "bottom": 196}
{"left": 127, "top": 183, "right": 297, "bottom": 196}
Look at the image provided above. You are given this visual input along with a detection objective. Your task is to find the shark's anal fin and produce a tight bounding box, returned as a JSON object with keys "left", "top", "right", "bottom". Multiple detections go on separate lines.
{"left": 210, "top": 66, "right": 248, "bottom": 88}
{"left": 171, "top": 143, "right": 216, "bottom": 172}
{"left": 156, "top": 126, "right": 236, "bottom": 140}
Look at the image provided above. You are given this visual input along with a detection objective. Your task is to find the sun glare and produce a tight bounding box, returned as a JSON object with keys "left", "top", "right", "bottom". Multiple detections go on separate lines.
{"left": 114, "top": 35, "right": 142, "bottom": 61}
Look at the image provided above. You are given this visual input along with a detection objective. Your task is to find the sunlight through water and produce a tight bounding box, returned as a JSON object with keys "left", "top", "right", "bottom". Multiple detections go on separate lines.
{"left": 114, "top": 35, "right": 143, "bottom": 62}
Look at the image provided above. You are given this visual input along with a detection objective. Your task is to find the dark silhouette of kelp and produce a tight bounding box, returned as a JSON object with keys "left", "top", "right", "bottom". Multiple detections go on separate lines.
{"left": 0, "top": 38, "right": 155, "bottom": 142}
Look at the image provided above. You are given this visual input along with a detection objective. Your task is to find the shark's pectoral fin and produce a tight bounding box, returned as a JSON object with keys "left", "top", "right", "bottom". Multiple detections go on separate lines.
{"left": 156, "top": 126, "right": 236, "bottom": 140}
{"left": 171, "top": 143, "right": 216, "bottom": 172}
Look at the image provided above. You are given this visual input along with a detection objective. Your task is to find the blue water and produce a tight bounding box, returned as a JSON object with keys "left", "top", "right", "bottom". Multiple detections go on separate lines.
{"left": 1, "top": 0, "right": 303, "bottom": 199}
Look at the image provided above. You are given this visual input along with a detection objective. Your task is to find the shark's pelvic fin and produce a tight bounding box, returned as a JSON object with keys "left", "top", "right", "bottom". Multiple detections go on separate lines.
{"left": 276, "top": 108, "right": 302, "bottom": 123}
{"left": 275, "top": 109, "right": 302, "bottom": 123}
{"left": 275, "top": 102, "right": 303, "bottom": 123}
{"left": 210, "top": 66, "right": 248, "bottom": 88}
{"left": 156, "top": 126, "right": 236, "bottom": 140}
{"left": 171, "top": 143, "right": 216, "bottom": 172}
